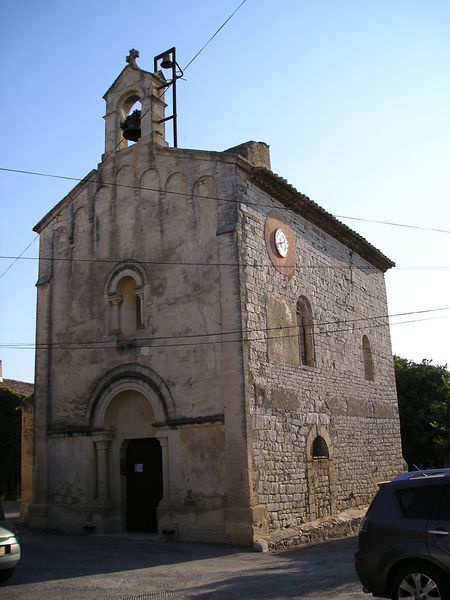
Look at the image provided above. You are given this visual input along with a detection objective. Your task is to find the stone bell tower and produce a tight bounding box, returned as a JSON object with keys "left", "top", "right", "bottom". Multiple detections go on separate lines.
{"left": 102, "top": 49, "right": 168, "bottom": 157}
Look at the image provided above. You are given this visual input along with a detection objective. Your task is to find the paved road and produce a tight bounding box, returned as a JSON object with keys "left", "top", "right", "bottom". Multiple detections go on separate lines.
{"left": 1, "top": 521, "right": 368, "bottom": 600}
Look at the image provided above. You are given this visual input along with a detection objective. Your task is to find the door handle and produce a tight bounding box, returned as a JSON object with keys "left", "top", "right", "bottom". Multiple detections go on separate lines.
{"left": 428, "top": 529, "right": 449, "bottom": 536}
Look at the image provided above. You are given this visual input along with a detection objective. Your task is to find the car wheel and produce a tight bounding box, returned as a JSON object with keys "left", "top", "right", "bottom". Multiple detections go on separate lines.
{"left": 0, "top": 568, "right": 15, "bottom": 582}
{"left": 391, "top": 561, "right": 450, "bottom": 600}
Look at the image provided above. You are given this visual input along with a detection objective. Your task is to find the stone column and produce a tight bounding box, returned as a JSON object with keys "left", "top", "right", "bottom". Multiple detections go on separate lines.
{"left": 109, "top": 294, "right": 122, "bottom": 334}
{"left": 136, "top": 288, "right": 144, "bottom": 328}
{"left": 92, "top": 432, "right": 114, "bottom": 504}
{"left": 155, "top": 434, "right": 170, "bottom": 505}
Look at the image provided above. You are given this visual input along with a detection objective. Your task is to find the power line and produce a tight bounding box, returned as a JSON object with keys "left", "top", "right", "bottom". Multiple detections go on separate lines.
{"left": 0, "top": 81, "right": 172, "bottom": 281}
{"left": 1, "top": 308, "right": 448, "bottom": 350}
{"left": 0, "top": 236, "right": 39, "bottom": 280}
{"left": 0, "top": 254, "right": 448, "bottom": 272}
{"left": 183, "top": 0, "right": 249, "bottom": 71}
{"left": 336, "top": 215, "right": 450, "bottom": 235}
{"left": 2, "top": 315, "right": 448, "bottom": 351}
{"left": 0, "top": 134, "right": 127, "bottom": 280}
{"left": 2, "top": 166, "right": 449, "bottom": 235}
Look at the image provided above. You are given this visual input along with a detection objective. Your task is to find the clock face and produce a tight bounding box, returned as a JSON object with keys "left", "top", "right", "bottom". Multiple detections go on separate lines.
{"left": 264, "top": 212, "right": 296, "bottom": 277}
{"left": 274, "top": 228, "right": 289, "bottom": 257}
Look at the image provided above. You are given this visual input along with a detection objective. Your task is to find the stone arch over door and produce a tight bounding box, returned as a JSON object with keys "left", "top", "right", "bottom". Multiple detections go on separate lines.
{"left": 86, "top": 363, "right": 175, "bottom": 532}
{"left": 305, "top": 425, "right": 336, "bottom": 521}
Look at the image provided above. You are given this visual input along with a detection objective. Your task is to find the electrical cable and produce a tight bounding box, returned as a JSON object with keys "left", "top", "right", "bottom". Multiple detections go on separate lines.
{"left": 1, "top": 308, "right": 448, "bottom": 350}
{"left": 0, "top": 236, "right": 39, "bottom": 280}
{"left": 183, "top": 0, "right": 249, "bottom": 71}
{"left": 335, "top": 215, "right": 450, "bottom": 235}
{"left": 2, "top": 166, "right": 449, "bottom": 236}
{"left": 0, "top": 253, "right": 448, "bottom": 272}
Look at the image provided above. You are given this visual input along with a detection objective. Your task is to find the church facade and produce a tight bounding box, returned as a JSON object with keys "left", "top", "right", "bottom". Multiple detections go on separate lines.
{"left": 29, "top": 52, "right": 404, "bottom": 547}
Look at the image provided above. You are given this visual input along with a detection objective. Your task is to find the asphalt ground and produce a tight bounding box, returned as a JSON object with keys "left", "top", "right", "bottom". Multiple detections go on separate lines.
{"left": 1, "top": 504, "right": 369, "bottom": 600}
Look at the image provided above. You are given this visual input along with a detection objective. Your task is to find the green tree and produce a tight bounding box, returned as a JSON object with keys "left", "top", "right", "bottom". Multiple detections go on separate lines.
{"left": 394, "top": 356, "right": 450, "bottom": 469}
{"left": 0, "top": 386, "right": 22, "bottom": 499}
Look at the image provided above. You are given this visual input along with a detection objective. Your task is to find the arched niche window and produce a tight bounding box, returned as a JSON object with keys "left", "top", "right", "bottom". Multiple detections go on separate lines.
{"left": 116, "top": 276, "right": 143, "bottom": 337}
{"left": 312, "top": 435, "right": 329, "bottom": 459}
{"left": 362, "top": 335, "right": 374, "bottom": 381}
{"left": 106, "top": 263, "right": 146, "bottom": 338}
{"left": 296, "top": 296, "right": 315, "bottom": 367}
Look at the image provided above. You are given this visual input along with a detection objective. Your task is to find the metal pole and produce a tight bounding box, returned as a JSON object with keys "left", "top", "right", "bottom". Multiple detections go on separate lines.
{"left": 172, "top": 48, "right": 178, "bottom": 148}
{"left": 154, "top": 47, "right": 178, "bottom": 148}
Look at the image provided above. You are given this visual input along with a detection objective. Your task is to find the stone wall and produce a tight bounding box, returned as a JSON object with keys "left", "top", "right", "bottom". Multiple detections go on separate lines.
{"left": 237, "top": 179, "right": 404, "bottom": 541}
{"left": 31, "top": 141, "right": 252, "bottom": 541}
{"left": 31, "top": 120, "right": 403, "bottom": 546}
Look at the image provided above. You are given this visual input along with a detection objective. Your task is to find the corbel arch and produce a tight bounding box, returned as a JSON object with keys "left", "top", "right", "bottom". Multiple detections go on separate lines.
{"left": 165, "top": 171, "right": 187, "bottom": 197}
{"left": 192, "top": 174, "right": 218, "bottom": 247}
{"left": 53, "top": 225, "right": 68, "bottom": 256}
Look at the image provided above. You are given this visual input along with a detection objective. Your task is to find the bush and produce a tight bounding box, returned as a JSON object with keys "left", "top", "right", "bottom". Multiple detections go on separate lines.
{"left": 0, "top": 387, "right": 22, "bottom": 499}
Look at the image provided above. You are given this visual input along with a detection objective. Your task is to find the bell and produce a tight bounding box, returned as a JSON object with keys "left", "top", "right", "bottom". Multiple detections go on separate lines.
{"left": 120, "top": 110, "right": 141, "bottom": 142}
{"left": 160, "top": 53, "right": 173, "bottom": 69}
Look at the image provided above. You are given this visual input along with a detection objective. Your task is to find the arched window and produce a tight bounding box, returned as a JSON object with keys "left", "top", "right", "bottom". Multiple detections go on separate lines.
{"left": 362, "top": 335, "right": 374, "bottom": 381}
{"left": 116, "top": 276, "right": 143, "bottom": 337}
{"left": 296, "top": 296, "right": 315, "bottom": 367}
{"left": 106, "top": 262, "right": 146, "bottom": 338}
{"left": 312, "top": 436, "right": 329, "bottom": 459}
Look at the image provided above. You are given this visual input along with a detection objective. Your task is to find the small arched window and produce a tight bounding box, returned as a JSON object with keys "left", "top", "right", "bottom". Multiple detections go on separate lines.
{"left": 117, "top": 276, "right": 142, "bottom": 337}
{"left": 106, "top": 262, "right": 146, "bottom": 338}
{"left": 297, "top": 296, "right": 315, "bottom": 367}
{"left": 312, "top": 436, "right": 329, "bottom": 459}
{"left": 362, "top": 335, "right": 374, "bottom": 381}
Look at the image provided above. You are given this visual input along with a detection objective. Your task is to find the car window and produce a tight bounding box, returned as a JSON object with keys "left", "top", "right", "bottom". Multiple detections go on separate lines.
{"left": 396, "top": 486, "right": 438, "bottom": 519}
{"left": 434, "top": 484, "right": 450, "bottom": 520}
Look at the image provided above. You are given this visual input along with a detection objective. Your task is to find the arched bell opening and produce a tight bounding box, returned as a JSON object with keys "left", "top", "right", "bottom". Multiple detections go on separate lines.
{"left": 120, "top": 96, "right": 142, "bottom": 146}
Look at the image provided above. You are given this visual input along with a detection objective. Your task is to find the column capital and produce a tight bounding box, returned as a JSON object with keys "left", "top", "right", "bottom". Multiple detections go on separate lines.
{"left": 91, "top": 429, "right": 114, "bottom": 450}
{"left": 91, "top": 429, "right": 115, "bottom": 445}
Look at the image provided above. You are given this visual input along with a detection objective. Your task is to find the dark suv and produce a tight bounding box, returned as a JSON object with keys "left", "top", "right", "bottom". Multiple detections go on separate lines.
{"left": 355, "top": 469, "right": 450, "bottom": 599}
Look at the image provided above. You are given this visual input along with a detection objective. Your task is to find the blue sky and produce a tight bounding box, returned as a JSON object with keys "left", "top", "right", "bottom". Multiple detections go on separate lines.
{"left": 0, "top": 0, "right": 449, "bottom": 382}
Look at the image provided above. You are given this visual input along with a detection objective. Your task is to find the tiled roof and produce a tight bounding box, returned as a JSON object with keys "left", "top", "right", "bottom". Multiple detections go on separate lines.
{"left": 250, "top": 167, "right": 395, "bottom": 272}
{"left": 0, "top": 378, "right": 34, "bottom": 398}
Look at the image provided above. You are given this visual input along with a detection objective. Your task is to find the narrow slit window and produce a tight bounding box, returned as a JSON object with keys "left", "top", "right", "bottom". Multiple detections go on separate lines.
{"left": 296, "top": 296, "right": 315, "bottom": 367}
{"left": 362, "top": 335, "right": 374, "bottom": 381}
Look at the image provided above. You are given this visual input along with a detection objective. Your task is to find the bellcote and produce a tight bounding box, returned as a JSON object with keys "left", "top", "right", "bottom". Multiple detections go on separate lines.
{"left": 102, "top": 49, "right": 168, "bottom": 157}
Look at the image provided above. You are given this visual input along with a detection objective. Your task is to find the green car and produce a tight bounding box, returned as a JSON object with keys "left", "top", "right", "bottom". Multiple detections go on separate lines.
{"left": 0, "top": 502, "right": 21, "bottom": 581}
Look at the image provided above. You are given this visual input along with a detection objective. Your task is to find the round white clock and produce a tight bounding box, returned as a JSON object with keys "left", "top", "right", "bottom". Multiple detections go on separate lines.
{"left": 274, "top": 228, "right": 289, "bottom": 257}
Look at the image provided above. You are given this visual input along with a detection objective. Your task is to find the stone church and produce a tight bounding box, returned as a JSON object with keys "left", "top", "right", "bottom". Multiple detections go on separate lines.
{"left": 28, "top": 51, "right": 404, "bottom": 548}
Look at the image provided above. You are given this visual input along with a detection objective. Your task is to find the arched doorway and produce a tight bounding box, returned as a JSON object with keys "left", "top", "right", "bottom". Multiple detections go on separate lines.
{"left": 125, "top": 437, "right": 163, "bottom": 532}
{"left": 103, "top": 390, "right": 160, "bottom": 532}
{"left": 306, "top": 426, "right": 336, "bottom": 520}
{"left": 87, "top": 364, "right": 175, "bottom": 533}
